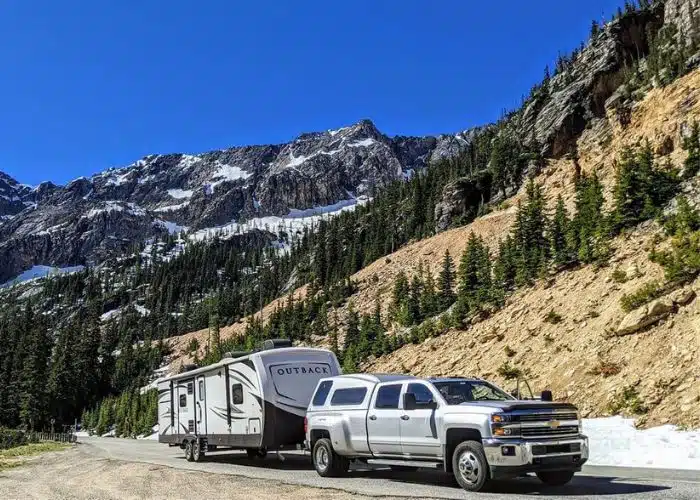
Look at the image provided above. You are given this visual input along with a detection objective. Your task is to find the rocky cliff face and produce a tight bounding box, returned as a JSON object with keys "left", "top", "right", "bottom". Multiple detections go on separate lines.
{"left": 0, "top": 120, "right": 473, "bottom": 283}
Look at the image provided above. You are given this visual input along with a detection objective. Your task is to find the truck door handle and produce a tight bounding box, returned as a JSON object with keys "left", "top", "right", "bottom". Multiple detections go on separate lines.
{"left": 401, "top": 415, "right": 410, "bottom": 421}
{"left": 369, "top": 415, "right": 377, "bottom": 421}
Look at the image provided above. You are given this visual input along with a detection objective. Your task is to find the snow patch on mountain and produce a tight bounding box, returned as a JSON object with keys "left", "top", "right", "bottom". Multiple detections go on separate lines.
{"left": 190, "top": 195, "right": 369, "bottom": 242}
{"left": 1, "top": 265, "right": 85, "bottom": 288}
{"left": 348, "top": 138, "right": 376, "bottom": 148}
{"left": 153, "top": 219, "right": 187, "bottom": 235}
{"left": 167, "top": 189, "right": 194, "bottom": 199}
{"left": 153, "top": 202, "right": 189, "bottom": 213}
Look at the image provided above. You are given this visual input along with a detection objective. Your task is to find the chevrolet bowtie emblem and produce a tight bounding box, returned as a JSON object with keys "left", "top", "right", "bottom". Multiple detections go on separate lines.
{"left": 547, "top": 420, "right": 561, "bottom": 429}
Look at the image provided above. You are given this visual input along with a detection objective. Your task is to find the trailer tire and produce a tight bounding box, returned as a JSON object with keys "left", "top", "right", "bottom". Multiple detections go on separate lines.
{"left": 184, "top": 440, "right": 194, "bottom": 462}
{"left": 312, "top": 438, "right": 349, "bottom": 477}
{"left": 192, "top": 439, "right": 205, "bottom": 462}
{"left": 452, "top": 440, "right": 489, "bottom": 492}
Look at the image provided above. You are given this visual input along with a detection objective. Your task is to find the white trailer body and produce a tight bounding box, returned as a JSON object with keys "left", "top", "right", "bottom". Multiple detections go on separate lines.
{"left": 158, "top": 346, "right": 340, "bottom": 451}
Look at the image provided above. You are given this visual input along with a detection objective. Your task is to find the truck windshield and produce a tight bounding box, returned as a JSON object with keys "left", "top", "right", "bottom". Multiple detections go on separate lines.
{"left": 431, "top": 380, "right": 514, "bottom": 404}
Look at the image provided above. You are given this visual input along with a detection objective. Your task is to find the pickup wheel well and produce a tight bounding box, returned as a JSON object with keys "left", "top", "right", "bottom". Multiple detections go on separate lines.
{"left": 309, "top": 429, "right": 330, "bottom": 450}
{"left": 444, "top": 428, "right": 482, "bottom": 473}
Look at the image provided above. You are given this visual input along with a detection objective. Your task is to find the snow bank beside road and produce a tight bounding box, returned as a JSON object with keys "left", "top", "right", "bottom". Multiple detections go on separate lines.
{"left": 585, "top": 416, "right": 700, "bottom": 470}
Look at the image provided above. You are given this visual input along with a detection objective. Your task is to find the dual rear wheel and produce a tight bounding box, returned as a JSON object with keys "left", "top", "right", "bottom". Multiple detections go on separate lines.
{"left": 312, "top": 438, "right": 349, "bottom": 477}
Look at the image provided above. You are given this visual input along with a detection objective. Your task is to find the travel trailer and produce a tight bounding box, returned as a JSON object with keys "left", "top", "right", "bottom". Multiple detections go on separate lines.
{"left": 157, "top": 339, "right": 341, "bottom": 462}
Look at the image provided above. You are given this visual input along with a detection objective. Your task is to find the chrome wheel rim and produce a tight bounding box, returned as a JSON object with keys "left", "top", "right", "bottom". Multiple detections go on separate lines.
{"left": 193, "top": 441, "right": 200, "bottom": 459}
{"left": 457, "top": 451, "right": 481, "bottom": 484}
{"left": 185, "top": 442, "right": 192, "bottom": 459}
{"left": 315, "top": 446, "right": 329, "bottom": 471}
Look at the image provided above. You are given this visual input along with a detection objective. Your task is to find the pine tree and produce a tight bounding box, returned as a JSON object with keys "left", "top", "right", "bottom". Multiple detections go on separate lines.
{"left": 437, "top": 250, "right": 456, "bottom": 310}
{"left": 419, "top": 265, "right": 439, "bottom": 318}
{"left": 550, "top": 195, "right": 571, "bottom": 265}
{"left": 570, "top": 171, "right": 606, "bottom": 264}
{"left": 683, "top": 122, "right": 700, "bottom": 179}
{"left": 343, "top": 303, "right": 360, "bottom": 352}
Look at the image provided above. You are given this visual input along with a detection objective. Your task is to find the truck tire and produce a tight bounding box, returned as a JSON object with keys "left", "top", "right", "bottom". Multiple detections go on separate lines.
{"left": 184, "top": 440, "right": 194, "bottom": 462}
{"left": 192, "top": 439, "right": 205, "bottom": 462}
{"left": 536, "top": 470, "right": 574, "bottom": 486}
{"left": 452, "top": 440, "right": 489, "bottom": 492}
{"left": 312, "top": 438, "right": 349, "bottom": 477}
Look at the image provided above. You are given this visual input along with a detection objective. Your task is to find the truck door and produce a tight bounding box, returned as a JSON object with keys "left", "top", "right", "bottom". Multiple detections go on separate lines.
{"left": 367, "top": 383, "right": 403, "bottom": 456}
{"left": 196, "top": 375, "right": 207, "bottom": 436}
{"left": 399, "top": 382, "right": 441, "bottom": 457}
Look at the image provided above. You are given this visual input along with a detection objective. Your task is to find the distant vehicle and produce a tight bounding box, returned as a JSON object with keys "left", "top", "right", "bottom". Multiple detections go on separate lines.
{"left": 305, "top": 374, "right": 588, "bottom": 492}
{"left": 158, "top": 339, "right": 341, "bottom": 462}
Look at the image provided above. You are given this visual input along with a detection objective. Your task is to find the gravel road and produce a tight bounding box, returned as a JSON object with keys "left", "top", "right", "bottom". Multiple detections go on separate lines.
{"left": 0, "top": 437, "right": 698, "bottom": 499}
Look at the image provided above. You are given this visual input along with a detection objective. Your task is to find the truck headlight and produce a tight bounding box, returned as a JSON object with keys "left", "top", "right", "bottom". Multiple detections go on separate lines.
{"left": 491, "top": 414, "right": 519, "bottom": 437}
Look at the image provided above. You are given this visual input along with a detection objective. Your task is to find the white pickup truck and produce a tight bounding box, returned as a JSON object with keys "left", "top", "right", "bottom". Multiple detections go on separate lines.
{"left": 305, "top": 374, "right": 588, "bottom": 492}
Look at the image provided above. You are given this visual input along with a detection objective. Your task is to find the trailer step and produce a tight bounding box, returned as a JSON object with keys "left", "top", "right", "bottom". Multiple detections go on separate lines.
{"left": 366, "top": 459, "right": 442, "bottom": 469}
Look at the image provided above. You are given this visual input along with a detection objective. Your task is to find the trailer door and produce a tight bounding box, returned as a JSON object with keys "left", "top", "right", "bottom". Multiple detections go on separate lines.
{"left": 177, "top": 379, "right": 196, "bottom": 436}
{"left": 196, "top": 375, "right": 207, "bottom": 436}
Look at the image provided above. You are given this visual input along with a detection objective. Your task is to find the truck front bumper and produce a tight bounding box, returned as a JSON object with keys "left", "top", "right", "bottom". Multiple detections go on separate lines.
{"left": 482, "top": 435, "right": 588, "bottom": 480}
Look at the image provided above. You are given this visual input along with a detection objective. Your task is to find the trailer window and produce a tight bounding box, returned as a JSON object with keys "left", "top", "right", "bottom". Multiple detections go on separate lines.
{"left": 187, "top": 382, "right": 193, "bottom": 395}
{"left": 198, "top": 380, "right": 204, "bottom": 401}
{"left": 312, "top": 381, "right": 333, "bottom": 406}
{"left": 179, "top": 394, "right": 187, "bottom": 408}
{"left": 330, "top": 387, "right": 367, "bottom": 406}
{"left": 232, "top": 384, "right": 243, "bottom": 405}
{"left": 375, "top": 384, "right": 402, "bottom": 409}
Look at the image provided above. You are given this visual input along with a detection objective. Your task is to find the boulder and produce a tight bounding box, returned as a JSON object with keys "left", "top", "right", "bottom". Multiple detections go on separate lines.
{"left": 616, "top": 298, "right": 675, "bottom": 336}
{"left": 669, "top": 286, "right": 696, "bottom": 306}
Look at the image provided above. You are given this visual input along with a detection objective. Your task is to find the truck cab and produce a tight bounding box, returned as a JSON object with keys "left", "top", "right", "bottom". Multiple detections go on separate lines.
{"left": 306, "top": 374, "right": 588, "bottom": 492}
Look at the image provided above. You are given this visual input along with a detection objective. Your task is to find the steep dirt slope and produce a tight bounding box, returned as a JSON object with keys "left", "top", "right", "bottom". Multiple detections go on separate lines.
{"left": 167, "top": 69, "right": 700, "bottom": 427}
{"left": 366, "top": 68, "right": 700, "bottom": 428}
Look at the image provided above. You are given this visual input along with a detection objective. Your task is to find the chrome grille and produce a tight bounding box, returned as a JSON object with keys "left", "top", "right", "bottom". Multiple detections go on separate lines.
{"left": 521, "top": 425, "right": 579, "bottom": 438}
{"left": 516, "top": 412, "right": 578, "bottom": 422}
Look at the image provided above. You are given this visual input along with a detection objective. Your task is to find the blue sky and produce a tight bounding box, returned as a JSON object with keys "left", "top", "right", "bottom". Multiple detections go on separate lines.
{"left": 1, "top": 0, "right": 624, "bottom": 185}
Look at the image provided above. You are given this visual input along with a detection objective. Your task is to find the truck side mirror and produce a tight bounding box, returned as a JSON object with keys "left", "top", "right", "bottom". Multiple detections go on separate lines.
{"left": 403, "top": 393, "right": 417, "bottom": 411}
{"left": 541, "top": 390, "right": 553, "bottom": 402}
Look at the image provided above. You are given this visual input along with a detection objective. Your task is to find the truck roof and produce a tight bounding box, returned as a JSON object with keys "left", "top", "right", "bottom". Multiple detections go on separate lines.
{"left": 331, "top": 373, "right": 417, "bottom": 383}
{"left": 428, "top": 377, "right": 484, "bottom": 383}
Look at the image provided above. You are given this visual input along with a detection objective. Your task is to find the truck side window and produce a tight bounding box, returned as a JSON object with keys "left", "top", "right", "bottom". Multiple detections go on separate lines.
{"left": 375, "top": 384, "right": 402, "bottom": 409}
{"left": 232, "top": 384, "right": 244, "bottom": 405}
{"left": 407, "top": 383, "right": 434, "bottom": 405}
{"left": 312, "top": 381, "right": 333, "bottom": 406}
{"left": 330, "top": 387, "right": 367, "bottom": 405}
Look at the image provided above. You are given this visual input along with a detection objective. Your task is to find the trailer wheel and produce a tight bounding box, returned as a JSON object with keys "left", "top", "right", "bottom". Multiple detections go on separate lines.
{"left": 312, "top": 438, "right": 349, "bottom": 477}
{"left": 452, "top": 440, "right": 489, "bottom": 492}
{"left": 184, "top": 440, "right": 194, "bottom": 462}
{"left": 192, "top": 439, "right": 205, "bottom": 462}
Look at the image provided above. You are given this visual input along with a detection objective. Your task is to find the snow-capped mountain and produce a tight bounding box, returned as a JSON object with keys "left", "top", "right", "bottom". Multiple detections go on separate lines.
{"left": 0, "top": 119, "right": 475, "bottom": 283}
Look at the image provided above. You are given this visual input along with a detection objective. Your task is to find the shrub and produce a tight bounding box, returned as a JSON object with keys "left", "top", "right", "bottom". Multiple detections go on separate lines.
{"left": 619, "top": 281, "right": 664, "bottom": 312}
{"left": 544, "top": 310, "right": 564, "bottom": 324}
{"left": 611, "top": 268, "right": 629, "bottom": 283}
{"left": 589, "top": 359, "right": 622, "bottom": 378}
{"left": 497, "top": 362, "right": 523, "bottom": 380}
{"left": 607, "top": 385, "right": 648, "bottom": 415}
{"left": 0, "top": 429, "right": 28, "bottom": 450}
